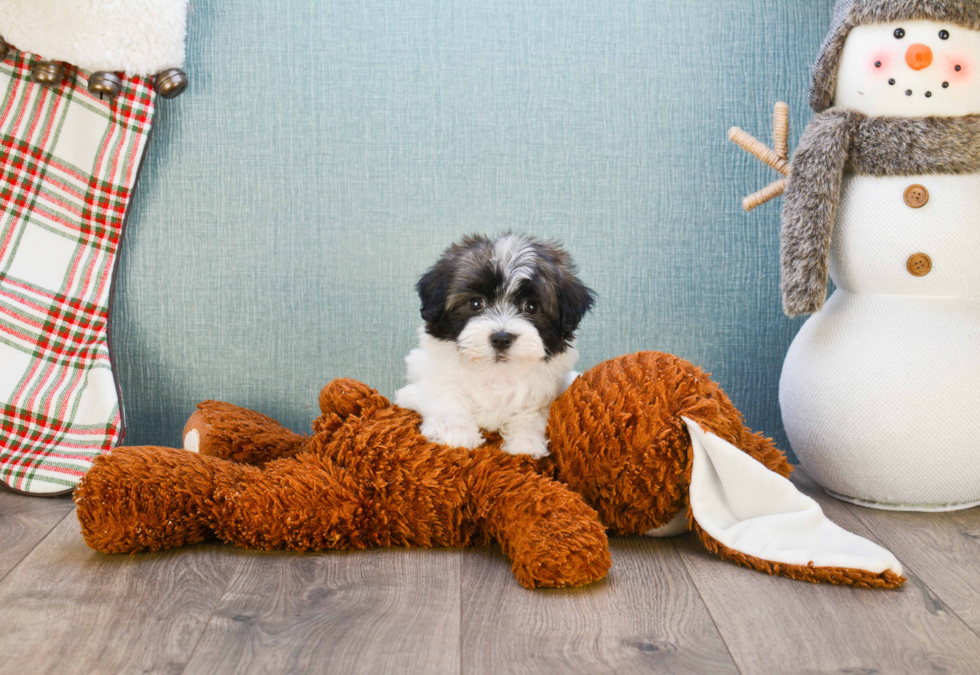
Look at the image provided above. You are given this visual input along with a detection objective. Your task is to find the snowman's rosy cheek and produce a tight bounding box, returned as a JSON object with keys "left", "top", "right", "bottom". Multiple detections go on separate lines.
{"left": 870, "top": 52, "right": 893, "bottom": 75}
{"left": 945, "top": 56, "right": 971, "bottom": 82}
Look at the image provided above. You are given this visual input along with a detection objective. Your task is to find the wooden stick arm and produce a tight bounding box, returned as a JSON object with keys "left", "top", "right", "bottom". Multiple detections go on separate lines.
{"left": 729, "top": 102, "right": 793, "bottom": 211}
{"left": 743, "top": 178, "right": 787, "bottom": 212}
{"left": 728, "top": 127, "right": 790, "bottom": 176}
{"left": 774, "top": 102, "right": 789, "bottom": 160}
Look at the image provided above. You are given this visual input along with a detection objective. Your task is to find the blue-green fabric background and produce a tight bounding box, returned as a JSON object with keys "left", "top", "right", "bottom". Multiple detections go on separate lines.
{"left": 116, "top": 0, "right": 834, "bottom": 459}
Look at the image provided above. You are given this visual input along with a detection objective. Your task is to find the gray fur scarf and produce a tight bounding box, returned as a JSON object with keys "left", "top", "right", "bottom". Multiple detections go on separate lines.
{"left": 781, "top": 111, "right": 980, "bottom": 316}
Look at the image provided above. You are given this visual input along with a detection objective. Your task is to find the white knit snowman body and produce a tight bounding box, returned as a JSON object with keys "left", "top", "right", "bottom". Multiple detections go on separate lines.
{"left": 781, "top": 18, "right": 980, "bottom": 510}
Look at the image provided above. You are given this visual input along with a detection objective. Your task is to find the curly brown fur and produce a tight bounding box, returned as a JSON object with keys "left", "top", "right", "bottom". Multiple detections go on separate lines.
{"left": 74, "top": 446, "right": 232, "bottom": 553}
{"left": 692, "top": 521, "right": 906, "bottom": 589}
{"left": 548, "top": 352, "right": 790, "bottom": 536}
{"left": 81, "top": 378, "right": 610, "bottom": 589}
{"left": 811, "top": 0, "right": 980, "bottom": 112}
{"left": 81, "top": 352, "right": 871, "bottom": 589}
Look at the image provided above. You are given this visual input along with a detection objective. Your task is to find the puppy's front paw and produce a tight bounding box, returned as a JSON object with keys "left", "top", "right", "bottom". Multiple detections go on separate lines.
{"left": 502, "top": 434, "right": 550, "bottom": 460}
{"left": 421, "top": 419, "right": 485, "bottom": 449}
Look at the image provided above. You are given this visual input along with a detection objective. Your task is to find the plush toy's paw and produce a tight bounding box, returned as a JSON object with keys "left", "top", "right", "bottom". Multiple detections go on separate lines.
{"left": 510, "top": 509, "right": 611, "bottom": 589}
{"left": 420, "top": 418, "right": 485, "bottom": 449}
{"left": 502, "top": 433, "right": 550, "bottom": 460}
{"left": 75, "top": 446, "right": 219, "bottom": 554}
{"left": 320, "top": 378, "right": 390, "bottom": 419}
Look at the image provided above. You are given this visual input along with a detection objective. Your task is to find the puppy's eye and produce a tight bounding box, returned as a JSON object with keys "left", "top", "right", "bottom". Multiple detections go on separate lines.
{"left": 940, "top": 30, "right": 950, "bottom": 40}
{"left": 894, "top": 28, "right": 906, "bottom": 39}
{"left": 522, "top": 300, "right": 539, "bottom": 315}
{"left": 468, "top": 297, "right": 486, "bottom": 312}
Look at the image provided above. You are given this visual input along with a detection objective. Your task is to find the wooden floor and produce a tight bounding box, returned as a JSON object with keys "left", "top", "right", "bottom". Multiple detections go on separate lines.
{"left": 2, "top": 470, "right": 980, "bottom": 675}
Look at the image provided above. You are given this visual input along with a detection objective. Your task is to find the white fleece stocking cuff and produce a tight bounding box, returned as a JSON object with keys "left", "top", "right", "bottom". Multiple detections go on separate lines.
{"left": 0, "top": 0, "right": 188, "bottom": 76}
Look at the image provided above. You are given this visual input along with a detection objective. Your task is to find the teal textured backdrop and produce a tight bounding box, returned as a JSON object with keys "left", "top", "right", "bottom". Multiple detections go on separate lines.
{"left": 116, "top": 0, "right": 834, "bottom": 459}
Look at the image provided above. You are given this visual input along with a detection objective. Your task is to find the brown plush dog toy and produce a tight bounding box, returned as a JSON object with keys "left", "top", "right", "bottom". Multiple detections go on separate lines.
{"left": 74, "top": 352, "right": 905, "bottom": 590}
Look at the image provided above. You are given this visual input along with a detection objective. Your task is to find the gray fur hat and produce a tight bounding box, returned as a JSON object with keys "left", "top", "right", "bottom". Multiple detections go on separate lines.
{"left": 811, "top": 0, "right": 980, "bottom": 112}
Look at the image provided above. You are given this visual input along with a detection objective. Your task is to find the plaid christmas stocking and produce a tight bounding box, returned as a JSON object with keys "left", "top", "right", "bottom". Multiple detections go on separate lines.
{"left": 0, "top": 1, "right": 188, "bottom": 494}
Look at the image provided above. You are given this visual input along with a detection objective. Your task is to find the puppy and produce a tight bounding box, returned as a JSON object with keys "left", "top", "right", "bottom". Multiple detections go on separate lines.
{"left": 395, "top": 234, "right": 595, "bottom": 459}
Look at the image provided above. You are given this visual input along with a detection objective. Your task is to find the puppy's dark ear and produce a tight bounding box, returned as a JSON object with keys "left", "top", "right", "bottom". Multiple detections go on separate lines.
{"left": 558, "top": 276, "right": 596, "bottom": 338}
{"left": 417, "top": 263, "right": 450, "bottom": 324}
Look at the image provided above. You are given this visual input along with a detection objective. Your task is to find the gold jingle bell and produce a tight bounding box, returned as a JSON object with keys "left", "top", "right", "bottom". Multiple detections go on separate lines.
{"left": 154, "top": 68, "right": 188, "bottom": 99}
{"left": 89, "top": 71, "right": 122, "bottom": 100}
{"left": 0, "top": 37, "right": 9, "bottom": 62}
{"left": 32, "top": 60, "right": 64, "bottom": 87}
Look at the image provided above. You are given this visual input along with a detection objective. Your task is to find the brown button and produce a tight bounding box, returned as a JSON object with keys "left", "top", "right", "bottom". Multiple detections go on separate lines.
{"left": 904, "top": 184, "right": 929, "bottom": 208}
{"left": 907, "top": 253, "right": 933, "bottom": 277}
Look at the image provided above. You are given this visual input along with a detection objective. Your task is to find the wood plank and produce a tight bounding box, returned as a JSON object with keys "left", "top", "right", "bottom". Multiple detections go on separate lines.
{"left": 183, "top": 547, "right": 462, "bottom": 675}
{"left": 460, "top": 537, "right": 737, "bottom": 675}
{"left": 0, "top": 511, "right": 243, "bottom": 675}
{"left": 675, "top": 469, "right": 980, "bottom": 675}
{"left": 804, "top": 473, "right": 980, "bottom": 636}
{"left": 0, "top": 487, "right": 74, "bottom": 581}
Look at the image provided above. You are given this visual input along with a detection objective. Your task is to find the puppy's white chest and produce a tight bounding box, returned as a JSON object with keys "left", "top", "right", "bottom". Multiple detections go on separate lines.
{"left": 476, "top": 370, "right": 522, "bottom": 393}
{"left": 467, "top": 373, "right": 534, "bottom": 428}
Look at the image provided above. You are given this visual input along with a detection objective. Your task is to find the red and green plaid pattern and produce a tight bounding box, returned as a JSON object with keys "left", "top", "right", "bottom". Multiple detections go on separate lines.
{"left": 0, "top": 47, "right": 155, "bottom": 494}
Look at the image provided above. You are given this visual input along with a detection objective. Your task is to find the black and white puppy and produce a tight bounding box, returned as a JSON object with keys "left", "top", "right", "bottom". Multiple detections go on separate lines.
{"left": 395, "top": 234, "right": 595, "bottom": 459}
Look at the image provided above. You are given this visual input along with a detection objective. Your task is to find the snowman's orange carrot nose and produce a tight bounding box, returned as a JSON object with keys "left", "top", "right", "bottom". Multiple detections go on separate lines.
{"left": 906, "top": 44, "right": 933, "bottom": 70}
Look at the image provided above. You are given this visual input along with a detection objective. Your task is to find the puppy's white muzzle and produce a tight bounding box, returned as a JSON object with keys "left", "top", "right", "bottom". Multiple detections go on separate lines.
{"left": 456, "top": 310, "right": 545, "bottom": 366}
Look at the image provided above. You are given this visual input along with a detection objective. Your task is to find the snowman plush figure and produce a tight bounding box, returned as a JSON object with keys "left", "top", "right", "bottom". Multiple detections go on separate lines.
{"left": 776, "top": 0, "right": 980, "bottom": 511}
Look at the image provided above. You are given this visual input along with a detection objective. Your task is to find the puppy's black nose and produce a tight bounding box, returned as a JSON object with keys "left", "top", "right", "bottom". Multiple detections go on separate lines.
{"left": 490, "top": 332, "right": 516, "bottom": 351}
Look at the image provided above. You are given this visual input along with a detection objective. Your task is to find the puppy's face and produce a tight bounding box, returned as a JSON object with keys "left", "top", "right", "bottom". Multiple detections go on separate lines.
{"left": 416, "top": 234, "right": 595, "bottom": 366}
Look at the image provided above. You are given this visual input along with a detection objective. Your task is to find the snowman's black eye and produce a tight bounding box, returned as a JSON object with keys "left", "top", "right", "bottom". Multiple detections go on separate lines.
{"left": 894, "top": 28, "right": 906, "bottom": 39}
{"left": 940, "top": 30, "right": 950, "bottom": 40}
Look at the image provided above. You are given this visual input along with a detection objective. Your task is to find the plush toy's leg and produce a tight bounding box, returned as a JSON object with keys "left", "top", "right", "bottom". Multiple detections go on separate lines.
{"left": 75, "top": 446, "right": 250, "bottom": 553}
{"left": 180, "top": 379, "right": 390, "bottom": 466}
{"left": 200, "top": 440, "right": 609, "bottom": 590}
{"left": 182, "top": 401, "right": 308, "bottom": 466}
{"left": 76, "top": 442, "right": 399, "bottom": 555}
{"left": 203, "top": 452, "right": 382, "bottom": 551}
{"left": 467, "top": 450, "right": 611, "bottom": 589}
{"left": 682, "top": 418, "right": 905, "bottom": 589}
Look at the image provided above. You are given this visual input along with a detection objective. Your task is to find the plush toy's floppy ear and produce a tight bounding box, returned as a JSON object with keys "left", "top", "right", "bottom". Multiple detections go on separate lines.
{"left": 557, "top": 276, "right": 595, "bottom": 338}
{"left": 681, "top": 418, "right": 905, "bottom": 588}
